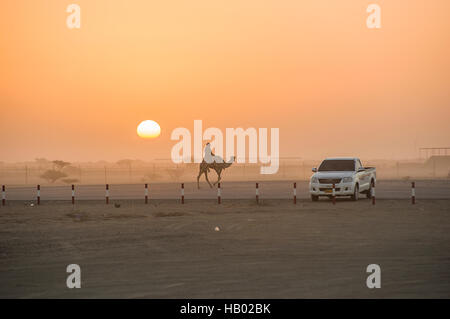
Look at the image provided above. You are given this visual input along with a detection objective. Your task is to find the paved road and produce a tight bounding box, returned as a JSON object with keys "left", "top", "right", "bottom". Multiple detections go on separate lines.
{"left": 2, "top": 180, "right": 449, "bottom": 201}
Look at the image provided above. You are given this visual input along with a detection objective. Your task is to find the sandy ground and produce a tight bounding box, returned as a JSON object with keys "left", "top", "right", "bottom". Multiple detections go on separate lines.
{"left": 0, "top": 194, "right": 449, "bottom": 298}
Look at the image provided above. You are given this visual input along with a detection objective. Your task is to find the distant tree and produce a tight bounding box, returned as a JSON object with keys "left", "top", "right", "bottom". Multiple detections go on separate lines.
{"left": 116, "top": 159, "right": 133, "bottom": 167}
{"left": 130, "top": 159, "right": 145, "bottom": 167}
{"left": 62, "top": 178, "right": 79, "bottom": 184}
{"left": 40, "top": 170, "right": 68, "bottom": 183}
{"left": 52, "top": 160, "right": 71, "bottom": 170}
{"left": 62, "top": 165, "right": 80, "bottom": 175}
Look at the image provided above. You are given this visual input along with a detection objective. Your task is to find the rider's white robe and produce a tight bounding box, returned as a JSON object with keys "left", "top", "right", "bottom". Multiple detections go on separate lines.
{"left": 204, "top": 144, "right": 224, "bottom": 163}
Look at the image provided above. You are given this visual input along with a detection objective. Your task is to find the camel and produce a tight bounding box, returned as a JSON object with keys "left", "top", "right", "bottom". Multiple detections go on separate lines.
{"left": 197, "top": 156, "right": 235, "bottom": 189}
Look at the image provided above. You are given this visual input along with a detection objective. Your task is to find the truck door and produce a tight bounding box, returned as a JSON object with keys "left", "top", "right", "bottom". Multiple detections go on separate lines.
{"left": 356, "top": 159, "right": 369, "bottom": 188}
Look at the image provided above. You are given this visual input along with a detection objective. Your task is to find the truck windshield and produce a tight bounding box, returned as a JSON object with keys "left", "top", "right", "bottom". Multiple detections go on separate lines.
{"left": 318, "top": 160, "right": 355, "bottom": 171}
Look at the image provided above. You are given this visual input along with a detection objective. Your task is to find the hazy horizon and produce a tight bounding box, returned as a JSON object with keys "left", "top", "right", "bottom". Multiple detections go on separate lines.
{"left": 1, "top": 0, "right": 449, "bottom": 162}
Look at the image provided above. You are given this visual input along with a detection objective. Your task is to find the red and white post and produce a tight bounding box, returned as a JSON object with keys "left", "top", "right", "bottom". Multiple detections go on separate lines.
{"left": 145, "top": 183, "right": 149, "bottom": 204}
{"left": 2, "top": 185, "right": 5, "bottom": 206}
{"left": 332, "top": 183, "right": 336, "bottom": 205}
{"left": 71, "top": 184, "right": 75, "bottom": 205}
{"left": 181, "top": 183, "right": 185, "bottom": 204}
{"left": 217, "top": 183, "right": 221, "bottom": 204}
{"left": 37, "top": 184, "right": 41, "bottom": 205}
{"left": 371, "top": 180, "right": 376, "bottom": 205}
{"left": 105, "top": 184, "right": 109, "bottom": 204}
{"left": 256, "top": 183, "right": 259, "bottom": 204}
{"left": 293, "top": 182, "right": 297, "bottom": 204}
{"left": 411, "top": 182, "right": 416, "bottom": 204}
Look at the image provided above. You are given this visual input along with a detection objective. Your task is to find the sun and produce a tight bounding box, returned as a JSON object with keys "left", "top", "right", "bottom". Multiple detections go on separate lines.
{"left": 137, "top": 120, "right": 161, "bottom": 139}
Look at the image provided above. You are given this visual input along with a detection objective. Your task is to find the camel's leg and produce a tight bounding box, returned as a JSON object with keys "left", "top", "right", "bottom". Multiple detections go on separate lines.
{"left": 197, "top": 169, "right": 203, "bottom": 189}
{"left": 204, "top": 170, "right": 213, "bottom": 188}
{"left": 213, "top": 169, "right": 222, "bottom": 186}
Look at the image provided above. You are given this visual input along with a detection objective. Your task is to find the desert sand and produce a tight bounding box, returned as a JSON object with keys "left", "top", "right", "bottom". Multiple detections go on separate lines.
{"left": 1, "top": 182, "right": 449, "bottom": 298}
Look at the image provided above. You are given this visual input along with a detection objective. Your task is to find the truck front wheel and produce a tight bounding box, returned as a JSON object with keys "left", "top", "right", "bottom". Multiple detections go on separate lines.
{"left": 351, "top": 184, "right": 359, "bottom": 201}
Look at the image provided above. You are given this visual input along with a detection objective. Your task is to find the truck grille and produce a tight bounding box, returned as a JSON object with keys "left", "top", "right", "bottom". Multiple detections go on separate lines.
{"left": 319, "top": 178, "right": 342, "bottom": 184}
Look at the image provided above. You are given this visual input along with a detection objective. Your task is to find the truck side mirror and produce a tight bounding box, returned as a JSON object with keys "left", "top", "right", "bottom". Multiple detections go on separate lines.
{"left": 357, "top": 167, "right": 365, "bottom": 172}
{"left": 312, "top": 167, "right": 317, "bottom": 173}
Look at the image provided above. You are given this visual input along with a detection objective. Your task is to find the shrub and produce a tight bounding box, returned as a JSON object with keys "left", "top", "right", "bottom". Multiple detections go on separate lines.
{"left": 40, "top": 170, "right": 68, "bottom": 183}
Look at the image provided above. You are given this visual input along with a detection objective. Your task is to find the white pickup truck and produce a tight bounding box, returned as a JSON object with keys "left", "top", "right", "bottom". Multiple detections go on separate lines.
{"left": 309, "top": 157, "right": 376, "bottom": 201}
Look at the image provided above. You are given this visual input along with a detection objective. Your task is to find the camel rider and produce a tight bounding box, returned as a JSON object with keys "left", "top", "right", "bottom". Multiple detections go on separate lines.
{"left": 204, "top": 143, "right": 224, "bottom": 164}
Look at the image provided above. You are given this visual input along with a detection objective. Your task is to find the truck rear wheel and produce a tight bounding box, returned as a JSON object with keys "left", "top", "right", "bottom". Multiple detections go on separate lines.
{"left": 311, "top": 195, "right": 319, "bottom": 202}
{"left": 351, "top": 184, "right": 359, "bottom": 201}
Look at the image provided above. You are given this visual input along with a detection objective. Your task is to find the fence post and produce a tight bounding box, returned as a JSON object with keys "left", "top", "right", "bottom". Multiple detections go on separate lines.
{"left": 411, "top": 182, "right": 416, "bottom": 204}
{"left": 71, "top": 184, "right": 75, "bottom": 205}
{"left": 145, "top": 183, "right": 148, "bottom": 204}
{"left": 256, "top": 183, "right": 259, "bottom": 204}
{"left": 181, "top": 183, "right": 185, "bottom": 204}
{"left": 293, "top": 182, "right": 297, "bottom": 204}
{"left": 2, "top": 185, "right": 5, "bottom": 206}
{"left": 105, "top": 184, "right": 109, "bottom": 204}
{"left": 37, "top": 184, "right": 41, "bottom": 205}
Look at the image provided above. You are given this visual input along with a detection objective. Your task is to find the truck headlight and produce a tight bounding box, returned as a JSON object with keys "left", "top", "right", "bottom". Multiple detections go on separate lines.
{"left": 311, "top": 177, "right": 318, "bottom": 183}
{"left": 342, "top": 177, "right": 353, "bottom": 183}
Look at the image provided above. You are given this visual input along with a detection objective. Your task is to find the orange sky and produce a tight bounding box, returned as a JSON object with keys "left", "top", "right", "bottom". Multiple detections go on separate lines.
{"left": 1, "top": 0, "right": 449, "bottom": 162}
